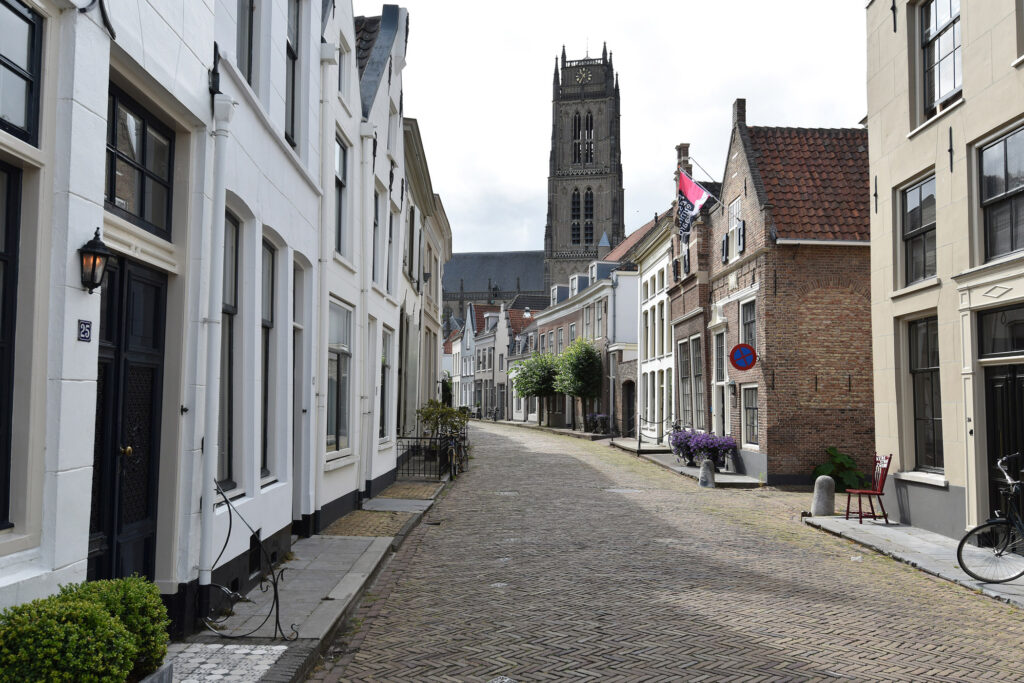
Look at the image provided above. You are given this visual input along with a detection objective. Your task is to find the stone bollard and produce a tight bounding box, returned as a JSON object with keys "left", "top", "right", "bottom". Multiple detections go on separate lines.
{"left": 698, "top": 459, "right": 716, "bottom": 488}
{"left": 812, "top": 475, "right": 836, "bottom": 516}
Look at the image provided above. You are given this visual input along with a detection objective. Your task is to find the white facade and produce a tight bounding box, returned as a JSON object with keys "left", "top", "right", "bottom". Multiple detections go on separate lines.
{"left": 635, "top": 223, "right": 675, "bottom": 443}
{"left": 0, "top": 0, "right": 450, "bottom": 635}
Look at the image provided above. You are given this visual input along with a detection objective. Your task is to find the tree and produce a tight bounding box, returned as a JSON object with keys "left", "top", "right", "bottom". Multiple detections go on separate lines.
{"left": 554, "top": 338, "right": 603, "bottom": 430}
{"left": 509, "top": 352, "right": 558, "bottom": 425}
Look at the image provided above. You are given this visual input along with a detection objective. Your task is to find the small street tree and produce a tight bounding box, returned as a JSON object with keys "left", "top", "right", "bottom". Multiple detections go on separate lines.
{"left": 554, "top": 338, "right": 603, "bottom": 430}
{"left": 509, "top": 353, "right": 558, "bottom": 425}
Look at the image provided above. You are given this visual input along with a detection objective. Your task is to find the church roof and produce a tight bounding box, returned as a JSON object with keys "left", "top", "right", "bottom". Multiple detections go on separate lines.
{"left": 509, "top": 293, "right": 549, "bottom": 311}
{"left": 442, "top": 251, "right": 545, "bottom": 296}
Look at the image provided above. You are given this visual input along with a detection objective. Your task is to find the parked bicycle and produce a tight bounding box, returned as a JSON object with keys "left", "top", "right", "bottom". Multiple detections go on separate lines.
{"left": 440, "top": 426, "right": 467, "bottom": 479}
{"left": 957, "top": 453, "right": 1024, "bottom": 583}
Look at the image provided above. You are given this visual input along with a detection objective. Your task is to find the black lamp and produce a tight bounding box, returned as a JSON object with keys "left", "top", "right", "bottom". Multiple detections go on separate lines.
{"left": 79, "top": 228, "right": 112, "bottom": 293}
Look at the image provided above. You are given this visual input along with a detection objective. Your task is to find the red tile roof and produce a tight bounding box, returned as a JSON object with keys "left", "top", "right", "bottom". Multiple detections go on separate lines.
{"left": 745, "top": 126, "right": 869, "bottom": 242}
{"left": 604, "top": 206, "right": 675, "bottom": 262}
{"left": 507, "top": 309, "right": 533, "bottom": 336}
{"left": 472, "top": 304, "right": 500, "bottom": 334}
{"left": 442, "top": 328, "right": 460, "bottom": 354}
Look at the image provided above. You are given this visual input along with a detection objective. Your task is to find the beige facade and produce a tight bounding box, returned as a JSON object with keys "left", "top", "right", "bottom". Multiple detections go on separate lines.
{"left": 868, "top": 0, "right": 1024, "bottom": 537}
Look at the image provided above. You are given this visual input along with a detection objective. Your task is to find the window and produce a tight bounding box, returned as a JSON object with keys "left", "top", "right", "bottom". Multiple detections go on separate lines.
{"left": 742, "top": 387, "right": 758, "bottom": 445}
{"left": 540, "top": 334, "right": 546, "bottom": 353}
{"left": 572, "top": 112, "right": 582, "bottom": 164}
{"left": 715, "top": 333, "right": 725, "bottom": 383}
{"left": 488, "top": 347, "right": 493, "bottom": 369}
{"left": 237, "top": 0, "right": 255, "bottom": 86}
{"left": 657, "top": 303, "right": 665, "bottom": 356}
{"left": 284, "top": 0, "right": 300, "bottom": 146}
{"left": 0, "top": 163, "right": 21, "bottom": 527}
{"left": 728, "top": 198, "right": 741, "bottom": 260}
{"left": 380, "top": 329, "right": 392, "bottom": 438}
{"left": 571, "top": 189, "right": 581, "bottom": 245}
{"left": 326, "top": 302, "right": 352, "bottom": 453}
{"left": 372, "top": 191, "right": 380, "bottom": 282}
{"left": 657, "top": 269, "right": 664, "bottom": 291}
{"left": 981, "top": 128, "right": 1024, "bottom": 261}
{"left": 678, "top": 342, "right": 692, "bottom": 427}
{"left": 741, "top": 300, "right": 756, "bottom": 351}
{"left": 548, "top": 331, "right": 554, "bottom": 354}
{"left": 0, "top": 0, "right": 42, "bottom": 145}
{"left": 557, "top": 328, "right": 564, "bottom": 354}
{"left": 569, "top": 323, "right": 576, "bottom": 342}
{"left": 691, "top": 337, "right": 705, "bottom": 430}
{"left": 903, "top": 176, "right": 936, "bottom": 283}
{"left": 405, "top": 206, "right": 416, "bottom": 279}
{"left": 584, "top": 111, "right": 594, "bottom": 163}
{"left": 642, "top": 282, "right": 649, "bottom": 300}
{"left": 596, "top": 301, "right": 603, "bottom": 338}
{"left": 498, "top": 354, "right": 503, "bottom": 371}
{"left": 105, "top": 86, "right": 174, "bottom": 238}
{"left": 921, "top": 0, "right": 961, "bottom": 120}
{"left": 261, "top": 241, "right": 275, "bottom": 477}
{"left": 713, "top": 332, "right": 727, "bottom": 435}
{"left": 334, "top": 139, "right": 348, "bottom": 256}
{"left": 219, "top": 214, "right": 240, "bottom": 488}
{"left": 386, "top": 211, "right": 394, "bottom": 293}
{"left": 584, "top": 188, "right": 594, "bottom": 244}
{"left": 909, "top": 317, "right": 943, "bottom": 470}
{"left": 584, "top": 306, "right": 591, "bottom": 338}
{"left": 337, "top": 36, "right": 349, "bottom": 94}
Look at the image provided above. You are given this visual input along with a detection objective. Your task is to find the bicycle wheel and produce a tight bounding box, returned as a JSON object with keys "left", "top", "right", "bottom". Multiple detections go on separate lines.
{"left": 957, "top": 520, "right": 1024, "bottom": 583}
{"left": 448, "top": 446, "right": 459, "bottom": 479}
{"left": 459, "top": 443, "right": 468, "bottom": 472}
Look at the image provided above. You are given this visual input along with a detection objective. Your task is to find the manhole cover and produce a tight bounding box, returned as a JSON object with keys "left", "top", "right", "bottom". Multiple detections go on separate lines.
{"left": 603, "top": 488, "right": 643, "bottom": 494}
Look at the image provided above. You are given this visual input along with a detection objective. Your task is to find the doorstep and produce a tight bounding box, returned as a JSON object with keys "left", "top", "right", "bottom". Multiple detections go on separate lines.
{"left": 166, "top": 483, "right": 441, "bottom": 682}
{"left": 633, "top": 448, "right": 762, "bottom": 488}
{"left": 805, "top": 516, "right": 1024, "bottom": 610}
{"left": 609, "top": 439, "right": 671, "bottom": 454}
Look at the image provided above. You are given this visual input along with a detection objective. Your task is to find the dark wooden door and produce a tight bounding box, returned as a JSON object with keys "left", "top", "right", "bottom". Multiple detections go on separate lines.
{"left": 622, "top": 381, "right": 635, "bottom": 437}
{"left": 88, "top": 259, "right": 166, "bottom": 580}
{"left": 984, "top": 365, "right": 1024, "bottom": 519}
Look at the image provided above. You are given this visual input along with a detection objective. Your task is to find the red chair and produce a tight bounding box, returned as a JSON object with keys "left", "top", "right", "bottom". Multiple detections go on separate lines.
{"left": 845, "top": 454, "right": 892, "bottom": 524}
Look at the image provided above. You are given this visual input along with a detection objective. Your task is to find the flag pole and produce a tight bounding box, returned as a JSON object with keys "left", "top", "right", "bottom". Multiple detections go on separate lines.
{"left": 677, "top": 164, "right": 725, "bottom": 211}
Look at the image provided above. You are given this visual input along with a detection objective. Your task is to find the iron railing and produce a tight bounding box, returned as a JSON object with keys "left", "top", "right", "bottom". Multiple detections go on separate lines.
{"left": 396, "top": 426, "right": 468, "bottom": 481}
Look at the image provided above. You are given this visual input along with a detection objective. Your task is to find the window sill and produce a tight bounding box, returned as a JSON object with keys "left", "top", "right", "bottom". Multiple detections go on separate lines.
{"left": 907, "top": 98, "right": 965, "bottom": 140}
{"left": 214, "top": 488, "right": 248, "bottom": 508}
{"left": 890, "top": 276, "right": 941, "bottom": 300}
{"left": 742, "top": 443, "right": 760, "bottom": 451}
{"left": 333, "top": 252, "right": 357, "bottom": 274}
{"left": 377, "top": 438, "right": 393, "bottom": 449}
{"left": 260, "top": 477, "right": 280, "bottom": 490}
{"left": 337, "top": 92, "right": 353, "bottom": 118}
{"left": 952, "top": 249, "right": 1024, "bottom": 282}
{"left": 324, "top": 452, "right": 356, "bottom": 472}
{"left": 892, "top": 470, "right": 948, "bottom": 488}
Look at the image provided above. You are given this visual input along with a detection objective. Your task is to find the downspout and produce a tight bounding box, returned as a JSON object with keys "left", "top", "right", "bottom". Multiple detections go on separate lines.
{"left": 609, "top": 277, "right": 617, "bottom": 436}
{"left": 358, "top": 121, "right": 375, "bottom": 501}
{"left": 199, "top": 93, "right": 235, "bottom": 598}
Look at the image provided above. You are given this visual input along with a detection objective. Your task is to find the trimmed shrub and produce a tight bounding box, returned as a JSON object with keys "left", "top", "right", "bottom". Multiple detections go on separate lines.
{"left": 60, "top": 576, "right": 170, "bottom": 680}
{"left": 0, "top": 595, "right": 136, "bottom": 683}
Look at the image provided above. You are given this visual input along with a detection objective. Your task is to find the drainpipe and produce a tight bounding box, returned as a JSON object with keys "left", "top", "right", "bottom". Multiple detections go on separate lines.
{"left": 357, "top": 121, "right": 375, "bottom": 502}
{"left": 199, "top": 93, "right": 235, "bottom": 602}
{"left": 609, "top": 274, "right": 618, "bottom": 434}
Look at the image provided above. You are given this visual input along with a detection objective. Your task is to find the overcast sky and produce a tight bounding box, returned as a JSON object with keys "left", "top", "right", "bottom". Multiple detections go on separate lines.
{"left": 351, "top": 0, "right": 868, "bottom": 254}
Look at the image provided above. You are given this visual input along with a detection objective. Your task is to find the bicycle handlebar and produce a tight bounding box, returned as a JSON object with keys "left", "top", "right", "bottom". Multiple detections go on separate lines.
{"left": 996, "top": 453, "right": 1022, "bottom": 486}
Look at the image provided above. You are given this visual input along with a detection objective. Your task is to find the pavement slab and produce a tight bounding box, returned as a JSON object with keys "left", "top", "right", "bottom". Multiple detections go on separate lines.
{"left": 310, "top": 422, "right": 1024, "bottom": 682}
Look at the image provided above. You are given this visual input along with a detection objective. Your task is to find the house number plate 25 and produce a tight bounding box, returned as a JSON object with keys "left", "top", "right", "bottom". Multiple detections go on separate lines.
{"left": 78, "top": 320, "right": 92, "bottom": 342}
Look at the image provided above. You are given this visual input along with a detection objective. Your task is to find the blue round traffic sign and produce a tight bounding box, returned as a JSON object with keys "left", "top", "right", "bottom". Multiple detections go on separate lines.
{"left": 730, "top": 343, "right": 757, "bottom": 371}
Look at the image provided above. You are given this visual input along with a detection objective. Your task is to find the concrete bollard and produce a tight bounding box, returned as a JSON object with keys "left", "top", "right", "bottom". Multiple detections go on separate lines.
{"left": 698, "top": 459, "right": 716, "bottom": 488}
{"left": 812, "top": 475, "right": 836, "bottom": 516}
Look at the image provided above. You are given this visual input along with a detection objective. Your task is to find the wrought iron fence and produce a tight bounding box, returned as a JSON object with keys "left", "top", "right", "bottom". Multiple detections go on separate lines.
{"left": 396, "top": 425, "right": 470, "bottom": 481}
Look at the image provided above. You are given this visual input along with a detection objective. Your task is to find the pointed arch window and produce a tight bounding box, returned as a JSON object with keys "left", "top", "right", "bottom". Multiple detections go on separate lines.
{"left": 572, "top": 111, "right": 582, "bottom": 164}
{"left": 571, "top": 188, "right": 581, "bottom": 245}
{"left": 585, "top": 111, "right": 594, "bottom": 163}
{"left": 584, "top": 188, "right": 594, "bottom": 244}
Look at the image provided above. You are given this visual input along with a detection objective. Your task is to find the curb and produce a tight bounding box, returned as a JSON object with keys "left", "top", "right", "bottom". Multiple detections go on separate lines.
{"left": 476, "top": 418, "right": 607, "bottom": 441}
{"left": 802, "top": 517, "right": 1024, "bottom": 611}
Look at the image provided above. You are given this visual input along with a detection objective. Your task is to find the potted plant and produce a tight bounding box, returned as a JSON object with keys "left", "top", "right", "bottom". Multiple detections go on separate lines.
{"left": 670, "top": 428, "right": 695, "bottom": 466}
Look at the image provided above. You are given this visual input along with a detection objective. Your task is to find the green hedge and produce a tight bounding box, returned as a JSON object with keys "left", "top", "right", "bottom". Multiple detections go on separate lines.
{"left": 60, "top": 576, "right": 170, "bottom": 680}
{"left": 0, "top": 596, "right": 136, "bottom": 682}
{"left": 0, "top": 576, "right": 170, "bottom": 683}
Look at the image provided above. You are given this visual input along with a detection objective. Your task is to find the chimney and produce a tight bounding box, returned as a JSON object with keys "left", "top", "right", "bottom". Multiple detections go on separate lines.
{"left": 733, "top": 98, "right": 746, "bottom": 127}
{"left": 675, "top": 143, "right": 692, "bottom": 184}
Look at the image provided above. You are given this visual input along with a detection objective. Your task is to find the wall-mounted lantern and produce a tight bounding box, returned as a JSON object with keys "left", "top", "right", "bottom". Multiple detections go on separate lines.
{"left": 79, "top": 228, "right": 112, "bottom": 293}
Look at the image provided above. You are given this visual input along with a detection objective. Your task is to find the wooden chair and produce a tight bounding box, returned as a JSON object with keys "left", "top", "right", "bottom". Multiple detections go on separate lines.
{"left": 845, "top": 454, "right": 892, "bottom": 524}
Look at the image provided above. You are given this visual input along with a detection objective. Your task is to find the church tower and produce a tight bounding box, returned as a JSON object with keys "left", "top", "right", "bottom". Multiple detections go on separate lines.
{"left": 544, "top": 44, "right": 625, "bottom": 289}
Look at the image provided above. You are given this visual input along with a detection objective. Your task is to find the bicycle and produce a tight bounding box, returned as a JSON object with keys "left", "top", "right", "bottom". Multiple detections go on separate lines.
{"left": 957, "top": 453, "right": 1024, "bottom": 583}
{"left": 440, "top": 427, "right": 467, "bottom": 479}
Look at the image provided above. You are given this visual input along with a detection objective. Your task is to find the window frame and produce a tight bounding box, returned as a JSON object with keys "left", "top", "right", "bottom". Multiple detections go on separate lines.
{"left": 218, "top": 213, "right": 241, "bottom": 490}
{"left": 326, "top": 300, "right": 353, "bottom": 456}
{"left": 334, "top": 137, "right": 348, "bottom": 256}
{"left": 741, "top": 299, "right": 756, "bottom": 352}
{"left": 0, "top": 161, "right": 21, "bottom": 528}
{"left": 260, "top": 240, "right": 276, "bottom": 478}
{"left": 902, "top": 175, "right": 937, "bottom": 284}
{"left": 678, "top": 340, "right": 692, "bottom": 428}
{"left": 728, "top": 198, "right": 742, "bottom": 261}
{"left": 920, "top": 0, "right": 962, "bottom": 121}
{"left": 908, "top": 316, "right": 943, "bottom": 472}
{"left": 379, "top": 328, "right": 392, "bottom": 439}
{"left": 284, "top": 0, "right": 300, "bottom": 147}
{"left": 980, "top": 127, "right": 1024, "bottom": 262}
{"left": 236, "top": 0, "right": 256, "bottom": 87}
{"left": 741, "top": 385, "right": 758, "bottom": 447}
{"left": 0, "top": 0, "right": 43, "bottom": 146}
{"left": 691, "top": 336, "right": 705, "bottom": 431}
{"left": 105, "top": 84, "right": 175, "bottom": 240}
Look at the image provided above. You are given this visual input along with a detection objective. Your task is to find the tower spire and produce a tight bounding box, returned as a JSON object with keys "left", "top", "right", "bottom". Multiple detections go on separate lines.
{"left": 602, "top": 42, "right": 607, "bottom": 61}
{"left": 561, "top": 45, "right": 566, "bottom": 67}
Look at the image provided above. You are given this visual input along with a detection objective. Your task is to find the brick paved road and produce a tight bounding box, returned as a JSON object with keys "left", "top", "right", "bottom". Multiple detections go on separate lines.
{"left": 311, "top": 423, "right": 1024, "bottom": 682}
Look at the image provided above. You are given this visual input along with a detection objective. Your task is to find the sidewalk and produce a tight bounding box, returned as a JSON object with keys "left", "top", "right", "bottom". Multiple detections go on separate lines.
{"left": 165, "top": 482, "right": 442, "bottom": 683}
{"left": 805, "top": 515, "right": 1024, "bottom": 609}
{"left": 634, "top": 448, "right": 762, "bottom": 488}
{"left": 482, "top": 417, "right": 608, "bottom": 441}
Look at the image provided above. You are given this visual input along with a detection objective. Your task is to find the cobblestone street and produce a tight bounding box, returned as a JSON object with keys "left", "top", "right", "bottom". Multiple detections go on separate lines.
{"left": 311, "top": 423, "right": 1024, "bottom": 682}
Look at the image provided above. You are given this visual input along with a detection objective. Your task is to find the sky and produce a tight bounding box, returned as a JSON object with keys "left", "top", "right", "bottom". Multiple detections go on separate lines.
{"left": 351, "top": 0, "right": 868, "bottom": 254}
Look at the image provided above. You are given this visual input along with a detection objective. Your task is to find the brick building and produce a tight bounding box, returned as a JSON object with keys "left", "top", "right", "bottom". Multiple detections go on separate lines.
{"left": 703, "top": 99, "right": 873, "bottom": 484}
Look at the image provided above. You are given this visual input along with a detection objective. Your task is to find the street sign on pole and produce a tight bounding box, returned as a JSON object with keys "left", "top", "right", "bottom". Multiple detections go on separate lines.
{"left": 729, "top": 343, "right": 757, "bottom": 371}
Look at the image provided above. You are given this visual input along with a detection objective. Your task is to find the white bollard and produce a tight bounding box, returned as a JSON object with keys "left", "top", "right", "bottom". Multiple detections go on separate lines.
{"left": 698, "top": 459, "right": 716, "bottom": 488}
{"left": 812, "top": 475, "right": 836, "bottom": 516}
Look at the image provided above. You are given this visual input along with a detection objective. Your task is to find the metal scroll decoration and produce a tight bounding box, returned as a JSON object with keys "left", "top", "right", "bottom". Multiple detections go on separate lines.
{"left": 78, "top": 0, "right": 117, "bottom": 40}
{"left": 201, "top": 482, "right": 298, "bottom": 641}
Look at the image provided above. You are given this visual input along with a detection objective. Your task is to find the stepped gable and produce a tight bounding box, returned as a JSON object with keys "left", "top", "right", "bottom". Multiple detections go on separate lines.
{"left": 744, "top": 126, "right": 869, "bottom": 241}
